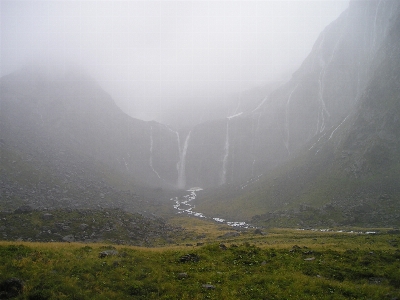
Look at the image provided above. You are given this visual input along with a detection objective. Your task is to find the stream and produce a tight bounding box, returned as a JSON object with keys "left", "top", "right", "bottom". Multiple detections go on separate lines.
{"left": 170, "top": 187, "right": 254, "bottom": 229}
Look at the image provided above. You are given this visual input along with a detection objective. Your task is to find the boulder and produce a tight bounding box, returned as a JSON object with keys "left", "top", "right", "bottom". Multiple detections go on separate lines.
{"left": 179, "top": 253, "right": 200, "bottom": 263}
{"left": 202, "top": 284, "right": 215, "bottom": 290}
{"left": 99, "top": 250, "right": 119, "bottom": 258}
{"left": 62, "top": 234, "right": 75, "bottom": 242}
{"left": 42, "top": 213, "right": 54, "bottom": 220}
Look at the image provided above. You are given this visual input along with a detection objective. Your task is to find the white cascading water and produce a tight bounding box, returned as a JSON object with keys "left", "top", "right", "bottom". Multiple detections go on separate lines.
{"left": 149, "top": 126, "right": 161, "bottom": 179}
{"left": 220, "top": 119, "right": 230, "bottom": 185}
{"left": 315, "top": 23, "right": 346, "bottom": 135}
{"left": 372, "top": 0, "right": 384, "bottom": 51}
{"left": 177, "top": 131, "right": 191, "bottom": 189}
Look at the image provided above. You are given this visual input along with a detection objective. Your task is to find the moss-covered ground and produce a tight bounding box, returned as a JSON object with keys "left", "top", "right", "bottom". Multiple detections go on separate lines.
{"left": 1, "top": 228, "right": 399, "bottom": 299}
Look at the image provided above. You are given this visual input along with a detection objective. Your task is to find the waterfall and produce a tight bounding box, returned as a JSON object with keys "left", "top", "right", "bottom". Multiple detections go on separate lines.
{"left": 149, "top": 126, "right": 161, "bottom": 179}
{"left": 316, "top": 25, "right": 345, "bottom": 135}
{"left": 372, "top": 0, "right": 384, "bottom": 51}
{"left": 220, "top": 119, "right": 230, "bottom": 185}
{"left": 177, "top": 131, "right": 191, "bottom": 189}
{"left": 175, "top": 131, "right": 182, "bottom": 169}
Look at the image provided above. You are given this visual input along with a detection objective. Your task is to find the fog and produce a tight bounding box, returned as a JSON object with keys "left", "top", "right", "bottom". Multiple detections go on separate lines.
{"left": 1, "top": 0, "right": 348, "bottom": 122}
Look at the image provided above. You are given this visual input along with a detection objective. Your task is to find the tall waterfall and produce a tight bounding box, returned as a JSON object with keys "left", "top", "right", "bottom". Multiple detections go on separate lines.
{"left": 220, "top": 119, "right": 230, "bottom": 185}
{"left": 149, "top": 126, "right": 161, "bottom": 179}
{"left": 177, "top": 131, "right": 191, "bottom": 189}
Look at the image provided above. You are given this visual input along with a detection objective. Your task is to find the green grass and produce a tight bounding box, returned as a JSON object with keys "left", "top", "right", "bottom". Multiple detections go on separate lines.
{"left": 1, "top": 229, "right": 399, "bottom": 299}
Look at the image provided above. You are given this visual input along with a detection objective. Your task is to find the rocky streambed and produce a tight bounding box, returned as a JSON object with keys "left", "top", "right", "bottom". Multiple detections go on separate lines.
{"left": 171, "top": 188, "right": 254, "bottom": 229}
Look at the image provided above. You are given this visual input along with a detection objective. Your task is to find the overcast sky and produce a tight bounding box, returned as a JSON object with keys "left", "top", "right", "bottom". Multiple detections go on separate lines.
{"left": 1, "top": 0, "right": 348, "bottom": 121}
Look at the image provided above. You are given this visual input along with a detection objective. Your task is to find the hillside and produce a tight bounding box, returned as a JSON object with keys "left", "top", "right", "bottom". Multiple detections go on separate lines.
{"left": 195, "top": 0, "right": 400, "bottom": 228}
{"left": 0, "top": 230, "right": 399, "bottom": 299}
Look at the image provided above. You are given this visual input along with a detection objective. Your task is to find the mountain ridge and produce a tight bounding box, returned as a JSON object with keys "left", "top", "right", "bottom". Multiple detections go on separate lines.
{"left": 1, "top": 0, "right": 400, "bottom": 228}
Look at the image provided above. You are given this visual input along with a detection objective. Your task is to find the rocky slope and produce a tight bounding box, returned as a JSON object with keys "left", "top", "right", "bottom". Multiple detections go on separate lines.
{"left": 0, "top": 207, "right": 186, "bottom": 246}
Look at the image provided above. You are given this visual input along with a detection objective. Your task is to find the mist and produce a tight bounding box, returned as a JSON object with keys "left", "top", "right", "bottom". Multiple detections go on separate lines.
{"left": 1, "top": 0, "right": 348, "bottom": 123}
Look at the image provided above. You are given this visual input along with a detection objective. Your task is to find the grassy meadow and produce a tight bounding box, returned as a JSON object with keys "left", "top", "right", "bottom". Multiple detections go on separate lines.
{"left": 0, "top": 221, "right": 399, "bottom": 299}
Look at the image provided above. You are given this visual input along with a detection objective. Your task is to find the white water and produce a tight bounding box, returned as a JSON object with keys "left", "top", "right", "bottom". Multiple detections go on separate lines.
{"left": 308, "top": 132, "right": 328, "bottom": 151}
{"left": 162, "top": 124, "right": 183, "bottom": 181}
{"left": 329, "top": 114, "right": 350, "bottom": 140}
{"left": 122, "top": 157, "right": 129, "bottom": 171}
{"left": 251, "top": 94, "right": 270, "bottom": 113}
{"left": 170, "top": 188, "right": 254, "bottom": 229}
{"left": 220, "top": 120, "right": 230, "bottom": 185}
{"left": 227, "top": 112, "right": 243, "bottom": 119}
{"left": 240, "top": 173, "right": 263, "bottom": 190}
{"left": 177, "top": 131, "right": 191, "bottom": 189}
{"left": 149, "top": 126, "right": 161, "bottom": 179}
{"left": 372, "top": 0, "right": 384, "bottom": 50}
{"left": 316, "top": 26, "right": 345, "bottom": 134}
{"left": 233, "top": 99, "right": 241, "bottom": 115}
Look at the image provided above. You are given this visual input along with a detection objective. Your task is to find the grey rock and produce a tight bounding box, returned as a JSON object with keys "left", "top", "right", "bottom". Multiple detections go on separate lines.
{"left": 62, "top": 234, "right": 75, "bottom": 242}
{"left": 79, "top": 224, "right": 89, "bottom": 230}
{"left": 177, "top": 272, "right": 188, "bottom": 279}
{"left": 42, "top": 213, "right": 54, "bottom": 220}
{"left": 179, "top": 253, "right": 200, "bottom": 263}
{"left": 99, "top": 250, "right": 119, "bottom": 258}
{"left": 202, "top": 284, "right": 215, "bottom": 290}
{"left": 304, "top": 257, "right": 315, "bottom": 261}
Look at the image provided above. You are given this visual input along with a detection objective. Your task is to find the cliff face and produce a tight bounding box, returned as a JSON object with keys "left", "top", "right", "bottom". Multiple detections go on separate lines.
{"left": 2, "top": 0, "right": 399, "bottom": 192}
{"left": 196, "top": 1, "right": 400, "bottom": 226}
{"left": 181, "top": 0, "right": 400, "bottom": 188}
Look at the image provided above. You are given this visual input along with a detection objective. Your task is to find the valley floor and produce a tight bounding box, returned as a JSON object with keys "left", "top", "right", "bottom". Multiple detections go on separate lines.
{"left": 0, "top": 226, "right": 399, "bottom": 299}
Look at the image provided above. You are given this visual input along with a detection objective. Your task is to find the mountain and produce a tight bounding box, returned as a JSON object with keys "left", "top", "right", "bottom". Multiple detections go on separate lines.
{"left": 0, "top": 66, "right": 186, "bottom": 217}
{"left": 156, "top": 81, "right": 282, "bottom": 129}
{"left": 195, "top": 0, "right": 400, "bottom": 227}
{"left": 3, "top": 0, "right": 394, "bottom": 192}
{"left": 0, "top": 66, "right": 181, "bottom": 189}
{"left": 2, "top": 0, "right": 400, "bottom": 228}
{"left": 173, "top": 0, "right": 400, "bottom": 189}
